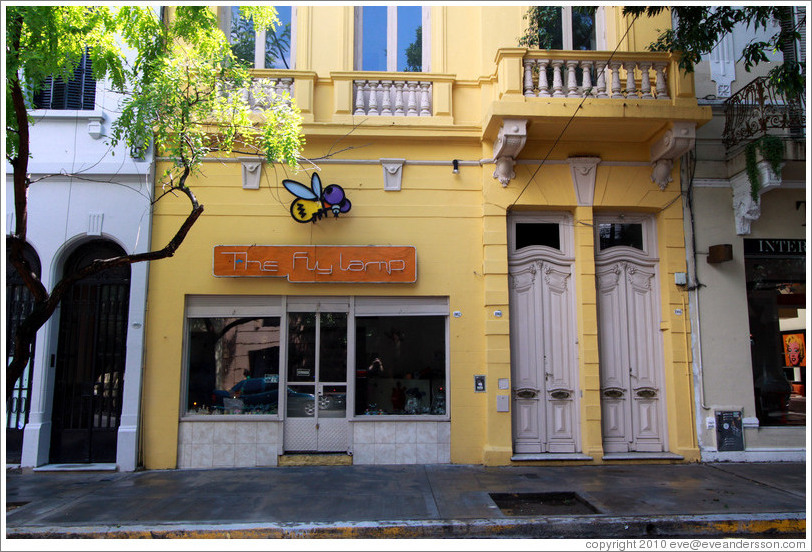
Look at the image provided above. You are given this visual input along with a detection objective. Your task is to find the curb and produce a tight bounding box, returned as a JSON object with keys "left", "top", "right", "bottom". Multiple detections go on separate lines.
{"left": 6, "top": 513, "right": 806, "bottom": 539}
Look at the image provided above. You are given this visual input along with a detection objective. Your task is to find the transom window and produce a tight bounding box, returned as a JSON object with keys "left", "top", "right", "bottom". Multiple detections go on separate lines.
{"left": 515, "top": 223, "right": 561, "bottom": 251}
{"left": 221, "top": 6, "right": 294, "bottom": 69}
{"left": 354, "top": 6, "right": 429, "bottom": 72}
{"left": 598, "top": 222, "right": 644, "bottom": 251}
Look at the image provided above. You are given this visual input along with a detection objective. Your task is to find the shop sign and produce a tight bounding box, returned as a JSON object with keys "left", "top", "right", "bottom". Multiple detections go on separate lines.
{"left": 213, "top": 245, "right": 416, "bottom": 283}
{"left": 744, "top": 238, "right": 806, "bottom": 257}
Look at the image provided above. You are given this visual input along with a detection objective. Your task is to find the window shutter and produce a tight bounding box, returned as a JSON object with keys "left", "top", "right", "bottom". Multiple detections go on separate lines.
{"left": 81, "top": 54, "right": 96, "bottom": 110}
{"left": 31, "top": 51, "right": 96, "bottom": 110}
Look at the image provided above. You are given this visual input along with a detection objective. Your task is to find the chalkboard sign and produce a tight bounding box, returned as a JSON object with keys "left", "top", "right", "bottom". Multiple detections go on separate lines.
{"left": 716, "top": 411, "right": 744, "bottom": 452}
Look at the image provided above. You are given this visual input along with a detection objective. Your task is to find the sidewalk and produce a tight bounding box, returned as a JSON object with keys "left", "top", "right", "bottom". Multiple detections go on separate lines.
{"left": 4, "top": 462, "right": 808, "bottom": 539}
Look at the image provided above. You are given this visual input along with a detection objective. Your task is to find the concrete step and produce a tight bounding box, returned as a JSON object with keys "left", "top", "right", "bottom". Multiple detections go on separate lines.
{"left": 278, "top": 453, "right": 353, "bottom": 466}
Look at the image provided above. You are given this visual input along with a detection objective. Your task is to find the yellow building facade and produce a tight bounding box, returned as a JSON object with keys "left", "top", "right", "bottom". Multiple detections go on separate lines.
{"left": 142, "top": 6, "right": 711, "bottom": 469}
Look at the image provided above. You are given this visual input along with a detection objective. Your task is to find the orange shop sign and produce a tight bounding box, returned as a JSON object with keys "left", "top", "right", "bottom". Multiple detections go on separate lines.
{"left": 213, "top": 245, "right": 416, "bottom": 283}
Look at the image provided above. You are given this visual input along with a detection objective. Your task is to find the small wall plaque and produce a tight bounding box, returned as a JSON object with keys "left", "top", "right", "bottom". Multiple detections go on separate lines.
{"left": 715, "top": 410, "right": 744, "bottom": 452}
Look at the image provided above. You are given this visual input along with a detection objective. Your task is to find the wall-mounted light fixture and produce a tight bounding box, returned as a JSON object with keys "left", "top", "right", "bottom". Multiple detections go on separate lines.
{"left": 452, "top": 159, "right": 460, "bottom": 174}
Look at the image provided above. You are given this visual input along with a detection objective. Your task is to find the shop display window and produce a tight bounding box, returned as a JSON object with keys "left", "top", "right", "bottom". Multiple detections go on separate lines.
{"left": 355, "top": 315, "right": 446, "bottom": 416}
{"left": 185, "top": 317, "right": 281, "bottom": 415}
{"left": 745, "top": 242, "right": 806, "bottom": 427}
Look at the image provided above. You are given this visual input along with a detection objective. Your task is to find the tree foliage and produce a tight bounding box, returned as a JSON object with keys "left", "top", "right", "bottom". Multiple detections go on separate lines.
{"left": 622, "top": 6, "right": 805, "bottom": 98}
{"left": 404, "top": 26, "right": 422, "bottom": 72}
{"left": 5, "top": 5, "right": 304, "bottom": 401}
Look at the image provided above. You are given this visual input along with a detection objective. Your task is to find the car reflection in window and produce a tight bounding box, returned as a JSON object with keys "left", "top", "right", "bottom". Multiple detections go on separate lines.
{"left": 212, "top": 377, "right": 346, "bottom": 416}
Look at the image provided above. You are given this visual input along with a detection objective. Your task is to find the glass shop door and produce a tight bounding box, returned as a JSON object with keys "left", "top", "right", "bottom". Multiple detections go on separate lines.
{"left": 284, "top": 312, "right": 349, "bottom": 452}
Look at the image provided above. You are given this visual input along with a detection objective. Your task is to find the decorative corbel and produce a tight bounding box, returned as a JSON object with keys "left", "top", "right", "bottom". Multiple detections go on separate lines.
{"left": 649, "top": 121, "right": 695, "bottom": 190}
{"left": 730, "top": 160, "right": 782, "bottom": 235}
{"left": 381, "top": 158, "right": 405, "bottom": 191}
{"left": 242, "top": 161, "right": 262, "bottom": 189}
{"left": 492, "top": 119, "right": 527, "bottom": 187}
{"left": 568, "top": 157, "right": 601, "bottom": 206}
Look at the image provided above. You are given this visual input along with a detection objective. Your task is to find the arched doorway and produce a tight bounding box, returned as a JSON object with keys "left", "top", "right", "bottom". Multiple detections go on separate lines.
{"left": 6, "top": 239, "right": 42, "bottom": 464}
{"left": 50, "top": 240, "right": 130, "bottom": 464}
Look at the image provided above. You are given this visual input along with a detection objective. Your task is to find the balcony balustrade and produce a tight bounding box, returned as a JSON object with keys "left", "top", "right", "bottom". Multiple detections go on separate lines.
{"left": 353, "top": 80, "right": 433, "bottom": 117}
{"left": 522, "top": 53, "right": 670, "bottom": 100}
{"left": 722, "top": 76, "right": 806, "bottom": 148}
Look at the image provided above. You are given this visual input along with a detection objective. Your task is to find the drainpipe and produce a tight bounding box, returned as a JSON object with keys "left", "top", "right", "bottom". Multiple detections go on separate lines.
{"left": 681, "top": 148, "right": 711, "bottom": 456}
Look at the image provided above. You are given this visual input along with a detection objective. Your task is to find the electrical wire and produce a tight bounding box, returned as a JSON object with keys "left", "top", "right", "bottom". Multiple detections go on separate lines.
{"left": 508, "top": 12, "right": 642, "bottom": 211}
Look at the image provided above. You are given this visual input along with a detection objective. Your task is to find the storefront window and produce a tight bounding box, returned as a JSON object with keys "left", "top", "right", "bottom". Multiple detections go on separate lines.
{"left": 355, "top": 315, "right": 446, "bottom": 416}
{"left": 186, "top": 317, "right": 281, "bottom": 415}
{"left": 745, "top": 239, "right": 806, "bottom": 426}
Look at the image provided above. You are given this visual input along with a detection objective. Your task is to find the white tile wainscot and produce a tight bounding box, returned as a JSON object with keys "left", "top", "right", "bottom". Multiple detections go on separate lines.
{"left": 352, "top": 420, "right": 451, "bottom": 465}
{"left": 177, "top": 420, "right": 281, "bottom": 469}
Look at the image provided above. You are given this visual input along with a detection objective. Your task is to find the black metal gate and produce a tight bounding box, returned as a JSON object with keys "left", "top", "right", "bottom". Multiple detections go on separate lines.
{"left": 5, "top": 240, "right": 41, "bottom": 464}
{"left": 50, "top": 240, "right": 130, "bottom": 464}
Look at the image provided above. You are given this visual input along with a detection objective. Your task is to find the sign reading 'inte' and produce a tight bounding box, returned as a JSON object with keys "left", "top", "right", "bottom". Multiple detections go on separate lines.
{"left": 213, "top": 245, "right": 416, "bottom": 283}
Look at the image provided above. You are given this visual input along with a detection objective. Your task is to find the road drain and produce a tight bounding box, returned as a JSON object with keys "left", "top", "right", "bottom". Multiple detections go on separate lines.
{"left": 6, "top": 501, "right": 29, "bottom": 512}
{"left": 489, "top": 492, "right": 599, "bottom": 516}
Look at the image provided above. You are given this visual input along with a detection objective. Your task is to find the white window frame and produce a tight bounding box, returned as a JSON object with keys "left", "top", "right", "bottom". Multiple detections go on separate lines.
{"left": 219, "top": 6, "right": 297, "bottom": 70}
{"left": 559, "top": 6, "right": 606, "bottom": 50}
{"left": 354, "top": 6, "right": 430, "bottom": 72}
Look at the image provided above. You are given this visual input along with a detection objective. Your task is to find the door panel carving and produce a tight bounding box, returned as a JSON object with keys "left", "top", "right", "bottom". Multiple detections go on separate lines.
{"left": 597, "top": 257, "right": 665, "bottom": 453}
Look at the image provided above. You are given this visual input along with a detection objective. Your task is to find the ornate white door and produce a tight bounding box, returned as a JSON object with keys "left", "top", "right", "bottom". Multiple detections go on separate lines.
{"left": 595, "top": 216, "right": 665, "bottom": 453}
{"left": 508, "top": 215, "right": 579, "bottom": 454}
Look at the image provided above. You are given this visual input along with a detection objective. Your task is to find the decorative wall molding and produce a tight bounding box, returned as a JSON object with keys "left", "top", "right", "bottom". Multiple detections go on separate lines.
{"left": 730, "top": 160, "right": 783, "bottom": 235}
{"left": 381, "top": 158, "right": 405, "bottom": 191}
{"left": 88, "top": 212, "right": 104, "bottom": 236}
{"left": 568, "top": 157, "right": 601, "bottom": 206}
{"left": 241, "top": 162, "right": 262, "bottom": 190}
{"left": 709, "top": 33, "right": 735, "bottom": 98}
{"left": 492, "top": 119, "right": 527, "bottom": 187}
{"left": 649, "top": 121, "right": 696, "bottom": 190}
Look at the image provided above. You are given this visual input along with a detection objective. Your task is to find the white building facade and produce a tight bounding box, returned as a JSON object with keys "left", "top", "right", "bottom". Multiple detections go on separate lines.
{"left": 684, "top": 7, "right": 807, "bottom": 462}
{"left": 5, "top": 38, "right": 154, "bottom": 471}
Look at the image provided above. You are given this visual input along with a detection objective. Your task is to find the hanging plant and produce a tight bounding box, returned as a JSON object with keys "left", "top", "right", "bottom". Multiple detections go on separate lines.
{"left": 744, "top": 134, "right": 784, "bottom": 201}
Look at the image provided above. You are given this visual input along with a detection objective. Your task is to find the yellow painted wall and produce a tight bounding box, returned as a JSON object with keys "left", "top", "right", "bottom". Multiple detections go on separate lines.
{"left": 142, "top": 5, "right": 706, "bottom": 468}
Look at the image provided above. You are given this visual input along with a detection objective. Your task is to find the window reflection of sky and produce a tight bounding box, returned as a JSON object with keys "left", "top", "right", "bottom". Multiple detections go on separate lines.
{"left": 362, "top": 6, "right": 421, "bottom": 71}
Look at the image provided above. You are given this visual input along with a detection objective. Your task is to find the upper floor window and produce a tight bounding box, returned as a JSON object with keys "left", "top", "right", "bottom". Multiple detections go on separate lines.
{"left": 221, "top": 6, "right": 294, "bottom": 69}
{"left": 32, "top": 52, "right": 96, "bottom": 110}
{"left": 354, "top": 6, "right": 429, "bottom": 72}
{"left": 522, "top": 6, "right": 602, "bottom": 51}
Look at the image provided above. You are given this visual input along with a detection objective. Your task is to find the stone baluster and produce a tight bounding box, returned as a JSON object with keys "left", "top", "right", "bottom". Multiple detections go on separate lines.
{"left": 419, "top": 82, "right": 431, "bottom": 116}
{"left": 595, "top": 62, "right": 608, "bottom": 98}
{"left": 551, "top": 60, "right": 565, "bottom": 97}
{"left": 537, "top": 60, "right": 550, "bottom": 97}
{"left": 394, "top": 82, "right": 405, "bottom": 115}
{"left": 380, "top": 81, "right": 392, "bottom": 115}
{"left": 623, "top": 61, "right": 637, "bottom": 98}
{"left": 354, "top": 80, "right": 366, "bottom": 115}
{"left": 639, "top": 62, "right": 653, "bottom": 99}
{"left": 580, "top": 61, "right": 594, "bottom": 97}
{"left": 524, "top": 59, "right": 535, "bottom": 97}
{"left": 653, "top": 62, "right": 669, "bottom": 99}
{"left": 566, "top": 60, "right": 579, "bottom": 97}
{"left": 368, "top": 80, "right": 379, "bottom": 115}
{"left": 609, "top": 61, "right": 623, "bottom": 98}
{"left": 406, "top": 81, "right": 418, "bottom": 116}
{"left": 282, "top": 78, "right": 294, "bottom": 99}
